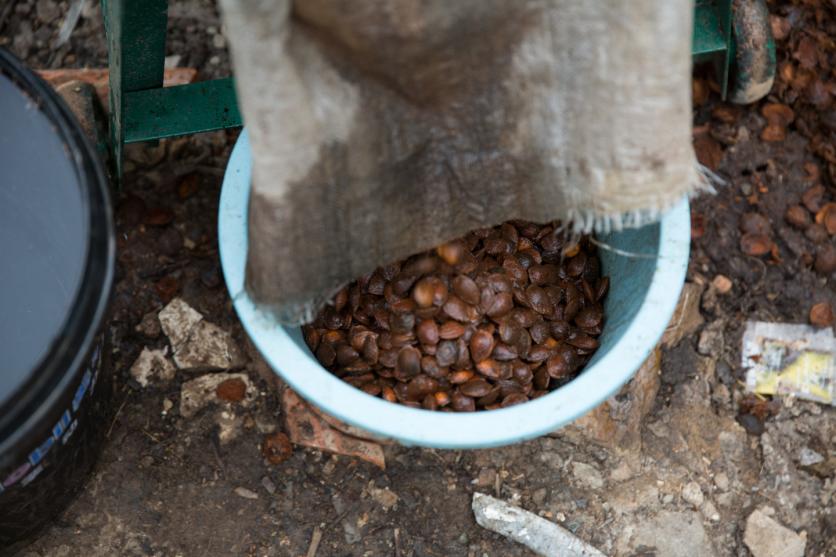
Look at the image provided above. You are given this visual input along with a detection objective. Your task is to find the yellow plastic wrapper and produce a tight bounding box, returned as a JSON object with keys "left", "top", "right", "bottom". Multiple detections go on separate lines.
{"left": 742, "top": 321, "right": 836, "bottom": 406}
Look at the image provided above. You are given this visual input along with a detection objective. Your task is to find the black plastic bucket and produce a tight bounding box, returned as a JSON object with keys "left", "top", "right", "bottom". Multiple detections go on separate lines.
{"left": 0, "top": 48, "right": 115, "bottom": 551}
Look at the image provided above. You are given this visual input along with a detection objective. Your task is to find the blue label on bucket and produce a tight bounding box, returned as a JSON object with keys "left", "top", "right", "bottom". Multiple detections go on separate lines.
{"left": 0, "top": 347, "right": 101, "bottom": 491}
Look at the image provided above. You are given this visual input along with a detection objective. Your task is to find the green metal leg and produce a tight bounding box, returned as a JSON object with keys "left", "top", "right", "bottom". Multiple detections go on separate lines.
{"left": 101, "top": 0, "right": 168, "bottom": 182}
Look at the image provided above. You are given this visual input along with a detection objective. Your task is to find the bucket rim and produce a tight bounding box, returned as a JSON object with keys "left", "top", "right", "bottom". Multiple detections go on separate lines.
{"left": 219, "top": 129, "right": 690, "bottom": 449}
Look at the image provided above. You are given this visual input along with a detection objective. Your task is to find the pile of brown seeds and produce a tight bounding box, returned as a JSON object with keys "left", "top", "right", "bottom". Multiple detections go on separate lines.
{"left": 302, "top": 221, "right": 608, "bottom": 412}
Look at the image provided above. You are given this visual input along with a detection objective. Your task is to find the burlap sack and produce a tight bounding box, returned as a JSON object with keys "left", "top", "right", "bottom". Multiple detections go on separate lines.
{"left": 219, "top": 0, "right": 702, "bottom": 324}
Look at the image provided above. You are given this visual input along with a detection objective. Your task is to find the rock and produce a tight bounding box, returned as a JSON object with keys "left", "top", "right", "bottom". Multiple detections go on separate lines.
{"left": 234, "top": 487, "right": 259, "bottom": 500}
{"left": 609, "top": 461, "right": 634, "bottom": 482}
{"left": 711, "top": 275, "right": 733, "bottom": 295}
{"left": 681, "top": 481, "right": 704, "bottom": 507}
{"left": 713, "top": 472, "right": 729, "bottom": 492}
{"left": 701, "top": 500, "right": 720, "bottom": 522}
{"left": 129, "top": 348, "right": 175, "bottom": 387}
{"left": 743, "top": 509, "right": 806, "bottom": 557}
{"left": 36, "top": 0, "right": 60, "bottom": 23}
{"left": 159, "top": 298, "right": 244, "bottom": 370}
{"left": 473, "top": 468, "right": 497, "bottom": 488}
{"left": 472, "top": 493, "right": 606, "bottom": 557}
{"left": 797, "top": 447, "right": 824, "bottom": 467}
{"left": 697, "top": 320, "right": 725, "bottom": 357}
{"left": 662, "top": 283, "right": 705, "bottom": 348}
{"left": 624, "top": 511, "right": 717, "bottom": 557}
{"left": 369, "top": 486, "right": 399, "bottom": 510}
{"left": 571, "top": 462, "right": 604, "bottom": 490}
{"left": 556, "top": 347, "right": 660, "bottom": 452}
{"left": 179, "top": 372, "right": 257, "bottom": 418}
{"left": 136, "top": 310, "right": 162, "bottom": 338}
{"left": 261, "top": 476, "right": 277, "bottom": 495}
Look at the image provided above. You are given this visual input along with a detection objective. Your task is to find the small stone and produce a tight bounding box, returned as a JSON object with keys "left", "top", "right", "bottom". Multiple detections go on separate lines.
{"left": 662, "top": 493, "right": 674, "bottom": 504}
{"left": 743, "top": 509, "right": 806, "bottom": 557}
{"left": 697, "top": 321, "right": 725, "bottom": 357}
{"left": 234, "top": 487, "right": 259, "bottom": 500}
{"left": 179, "top": 373, "right": 256, "bottom": 418}
{"left": 531, "top": 487, "right": 548, "bottom": 506}
{"left": 139, "top": 455, "right": 154, "bottom": 468}
{"left": 473, "top": 468, "right": 496, "bottom": 488}
{"left": 681, "top": 481, "right": 704, "bottom": 507}
{"left": 212, "top": 33, "right": 226, "bottom": 49}
{"left": 701, "top": 500, "right": 720, "bottom": 522}
{"left": 162, "top": 398, "right": 173, "bottom": 413}
{"left": 713, "top": 472, "right": 729, "bottom": 492}
{"left": 369, "top": 486, "right": 399, "bottom": 510}
{"left": 159, "top": 298, "right": 244, "bottom": 370}
{"left": 797, "top": 447, "right": 824, "bottom": 467}
{"left": 130, "top": 348, "right": 175, "bottom": 387}
{"left": 711, "top": 275, "right": 732, "bottom": 295}
{"left": 814, "top": 244, "right": 836, "bottom": 274}
{"left": 136, "top": 310, "right": 162, "bottom": 338}
{"left": 609, "top": 461, "right": 634, "bottom": 482}
{"left": 457, "top": 533, "right": 469, "bottom": 545}
{"left": 571, "top": 461, "right": 604, "bottom": 490}
{"left": 261, "top": 476, "right": 277, "bottom": 495}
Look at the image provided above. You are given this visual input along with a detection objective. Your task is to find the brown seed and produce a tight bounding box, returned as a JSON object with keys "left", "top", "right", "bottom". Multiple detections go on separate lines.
{"left": 500, "top": 222, "right": 519, "bottom": 244}
{"left": 810, "top": 302, "right": 834, "bottom": 328}
{"left": 815, "top": 245, "right": 836, "bottom": 274}
{"left": 315, "top": 343, "right": 336, "bottom": 367}
{"left": 450, "top": 370, "right": 475, "bottom": 384}
{"left": 336, "top": 344, "right": 360, "bottom": 366}
{"left": 421, "top": 356, "right": 448, "bottom": 379}
{"left": 362, "top": 336, "right": 379, "bottom": 364}
{"left": 500, "top": 393, "right": 528, "bottom": 407}
{"left": 564, "top": 285, "right": 582, "bottom": 321}
{"left": 389, "top": 311, "right": 415, "bottom": 334}
{"left": 526, "top": 344, "right": 553, "bottom": 363}
{"left": 526, "top": 285, "right": 554, "bottom": 315}
{"left": 434, "top": 391, "right": 451, "bottom": 407}
{"left": 760, "top": 124, "right": 786, "bottom": 142}
{"left": 413, "top": 277, "right": 440, "bottom": 308}
{"left": 455, "top": 338, "right": 471, "bottom": 368}
{"left": 422, "top": 393, "right": 438, "bottom": 411}
{"left": 460, "top": 378, "right": 493, "bottom": 398}
{"left": 439, "top": 321, "right": 466, "bottom": 339}
{"left": 367, "top": 273, "right": 386, "bottom": 295}
{"left": 436, "top": 340, "right": 458, "bottom": 367}
{"left": 761, "top": 102, "right": 794, "bottom": 126}
{"left": 406, "top": 375, "right": 439, "bottom": 401}
{"left": 486, "top": 273, "right": 513, "bottom": 293}
{"left": 477, "top": 386, "right": 502, "bottom": 407}
{"left": 485, "top": 292, "right": 514, "bottom": 318}
{"left": 528, "top": 322, "right": 551, "bottom": 345}
{"left": 452, "top": 275, "right": 481, "bottom": 305}
{"left": 802, "top": 185, "right": 825, "bottom": 213}
{"left": 533, "top": 366, "right": 550, "bottom": 390}
{"left": 334, "top": 287, "right": 349, "bottom": 312}
{"left": 816, "top": 203, "right": 836, "bottom": 235}
{"left": 512, "top": 361, "right": 534, "bottom": 384}
{"left": 502, "top": 257, "right": 528, "bottom": 284}
{"left": 396, "top": 347, "right": 421, "bottom": 379}
{"left": 546, "top": 354, "right": 572, "bottom": 378}
{"left": 561, "top": 243, "right": 580, "bottom": 258}
{"left": 806, "top": 223, "right": 828, "bottom": 244}
{"left": 379, "top": 349, "right": 398, "bottom": 368}
{"left": 361, "top": 383, "right": 382, "bottom": 396}
{"left": 216, "top": 378, "right": 247, "bottom": 402}
{"left": 303, "top": 327, "right": 320, "bottom": 351}
{"left": 528, "top": 264, "right": 559, "bottom": 286}
{"left": 575, "top": 305, "right": 603, "bottom": 329}
{"left": 451, "top": 392, "right": 476, "bottom": 412}
{"left": 485, "top": 236, "right": 513, "bottom": 256}
{"left": 382, "top": 386, "right": 397, "bottom": 402}
{"left": 390, "top": 298, "right": 416, "bottom": 314}
{"left": 785, "top": 205, "right": 811, "bottom": 229}
{"left": 492, "top": 343, "right": 518, "bottom": 361}
{"left": 740, "top": 212, "right": 771, "bottom": 236}
{"left": 261, "top": 432, "right": 292, "bottom": 465}
{"left": 565, "top": 252, "right": 587, "bottom": 277}
{"left": 510, "top": 308, "right": 539, "bottom": 328}
{"left": 417, "top": 320, "right": 440, "bottom": 345}
{"left": 470, "top": 330, "right": 495, "bottom": 362}
{"left": 740, "top": 233, "right": 772, "bottom": 257}
{"left": 595, "top": 277, "right": 610, "bottom": 302}
{"left": 392, "top": 273, "right": 419, "bottom": 297}
{"left": 443, "top": 296, "right": 475, "bottom": 322}
{"left": 475, "top": 359, "right": 503, "bottom": 380}
{"left": 550, "top": 320, "right": 570, "bottom": 340}
{"left": 566, "top": 332, "right": 599, "bottom": 350}
{"left": 437, "top": 240, "right": 467, "bottom": 265}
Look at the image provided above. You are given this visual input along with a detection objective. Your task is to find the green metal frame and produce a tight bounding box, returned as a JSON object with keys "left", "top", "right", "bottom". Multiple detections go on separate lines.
{"left": 100, "top": 0, "right": 746, "bottom": 181}
{"left": 101, "top": 0, "right": 241, "bottom": 180}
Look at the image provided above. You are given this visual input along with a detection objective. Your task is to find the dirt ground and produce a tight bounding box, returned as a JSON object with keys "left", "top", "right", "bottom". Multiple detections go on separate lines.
{"left": 1, "top": 1, "right": 834, "bottom": 556}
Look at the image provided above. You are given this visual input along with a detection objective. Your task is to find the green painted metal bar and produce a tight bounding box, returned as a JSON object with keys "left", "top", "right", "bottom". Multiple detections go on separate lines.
{"left": 123, "top": 78, "right": 241, "bottom": 143}
{"left": 102, "top": 0, "right": 168, "bottom": 180}
{"left": 692, "top": 1, "right": 727, "bottom": 59}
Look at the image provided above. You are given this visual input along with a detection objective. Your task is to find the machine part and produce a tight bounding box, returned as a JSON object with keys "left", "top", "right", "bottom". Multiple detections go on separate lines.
{"left": 728, "top": 0, "right": 776, "bottom": 104}
{"left": 0, "top": 48, "right": 115, "bottom": 550}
